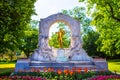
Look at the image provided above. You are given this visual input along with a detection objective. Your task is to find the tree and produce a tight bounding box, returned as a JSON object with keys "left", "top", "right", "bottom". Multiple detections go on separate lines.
{"left": 79, "top": 0, "right": 120, "bottom": 58}
{"left": 62, "top": 7, "right": 101, "bottom": 56}
{"left": 49, "top": 33, "right": 59, "bottom": 48}
{"left": 62, "top": 7, "right": 92, "bottom": 35}
{"left": 82, "top": 30, "right": 103, "bottom": 57}
{"left": 7, "top": 49, "right": 16, "bottom": 61}
{"left": 0, "top": 0, "right": 36, "bottom": 54}
{"left": 19, "top": 20, "right": 38, "bottom": 58}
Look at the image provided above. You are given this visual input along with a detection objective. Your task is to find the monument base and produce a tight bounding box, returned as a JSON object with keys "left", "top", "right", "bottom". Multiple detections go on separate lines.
{"left": 71, "top": 55, "right": 92, "bottom": 61}
{"left": 15, "top": 58, "right": 108, "bottom": 72}
{"left": 15, "top": 59, "right": 30, "bottom": 72}
{"left": 56, "top": 49, "right": 68, "bottom": 62}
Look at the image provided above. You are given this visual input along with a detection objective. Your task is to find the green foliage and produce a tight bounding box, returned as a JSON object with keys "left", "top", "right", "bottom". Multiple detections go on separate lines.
{"left": 0, "top": 68, "right": 14, "bottom": 76}
{"left": 62, "top": 7, "right": 102, "bottom": 56}
{"left": 7, "top": 50, "right": 16, "bottom": 61}
{"left": 83, "top": 30, "right": 102, "bottom": 56}
{"left": 62, "top": 7, "right": 92, "bottom": 35}
{"left": 19, "top": 20, "right": 38, "bottom": 58}
{"left": 49, "top": 33, "right": 59, "bottom": 48}
{"left": 0, "top": 71, "right": 12, "bottom": 77}
{"left": 0, "top": 0, "right": 36, "bottom": 53}
{"left": 79, "top": 0, "right": 120, "bottom": 58}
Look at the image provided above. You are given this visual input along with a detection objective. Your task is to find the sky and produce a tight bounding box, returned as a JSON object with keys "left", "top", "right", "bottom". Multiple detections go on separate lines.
{"left": 31, "top": 0, "right": 85, "bottom": 37}
{"left": 31, "top": 0, "right": 85, "bottom": 20}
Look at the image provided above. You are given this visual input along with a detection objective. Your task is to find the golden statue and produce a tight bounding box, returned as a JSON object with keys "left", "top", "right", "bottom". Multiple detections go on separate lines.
{"left": 56, "top": 28, "right": 65, "bottom": 48}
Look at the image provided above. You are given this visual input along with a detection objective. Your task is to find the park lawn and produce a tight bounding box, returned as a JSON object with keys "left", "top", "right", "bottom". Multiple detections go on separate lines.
{"left": 0, "top": 63, "right": 15, "bottom": 74}
{"left": 0, "top": 68, "right": 14, "bottom": 74}
{"left": 0, "top": 63, "right": 15, "bottom": 68}
{"left": 108, "top": 60, "right": 120, "bottom": 73}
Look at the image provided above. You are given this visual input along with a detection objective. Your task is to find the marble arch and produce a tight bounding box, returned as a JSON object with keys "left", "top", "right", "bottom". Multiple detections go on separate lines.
{"left": 31, "top": 13, "right": 91, "bottom": 61}
{"left": 39, "top": 13, "right": 81, "bottom": 47}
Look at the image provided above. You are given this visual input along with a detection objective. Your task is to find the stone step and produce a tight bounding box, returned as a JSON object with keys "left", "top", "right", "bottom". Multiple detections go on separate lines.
{"left": 29, "top": 60, "right": 96, "bottom": 71}
{"left": 30, "top": 61, "right": 93, "bottom": 66}
{"left": 30, "top": 61, "right": 92, "bottom": 63}
{"left": 30, "top": 65, "right": 96, "bottom": 68}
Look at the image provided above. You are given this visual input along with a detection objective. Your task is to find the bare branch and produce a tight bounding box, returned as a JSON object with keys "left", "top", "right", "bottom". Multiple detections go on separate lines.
{"left": 107, "top": 2, "right": 120, "bottom": 22}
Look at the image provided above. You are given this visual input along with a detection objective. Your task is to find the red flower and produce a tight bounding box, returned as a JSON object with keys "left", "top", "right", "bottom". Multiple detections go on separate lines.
{"left": 72, "top": 67, "right": 76, "bottom": 71}
{"left": 64, "top": 69, "right": 68, "bottom": 73}
{"left": 51, "top": 68, "right": 54, "bottom": 72}
{"left": 47, "top": 68, "right": 51, "bottom": 72}
{"left": 84, "top": 67, "right": 88, "bottom": 73}
{"left": 64, "top": 69, "right": 69, "bottom": 76}
{"left": 76, "top": 67, "right": 81, "bottom": 73}
{"left": 37, "top": 68, "right": 40, "bottom": 72}
{"left": 31, "top": 68, "right": 36, "bottom": 72}
{"left": 69, "top": 70, "right": 74, "bottom": 76}
{"left": 57, "top": 69, "right": 62, "bottom": 75}
{"left": 43, "top": 67, "right": 47, "bottom": 72}
{"left": 94, "top": 67, "right": 96, "bottom": 71}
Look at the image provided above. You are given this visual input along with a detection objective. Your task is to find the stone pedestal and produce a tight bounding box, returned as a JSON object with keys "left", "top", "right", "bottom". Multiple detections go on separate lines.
{"left": 56, "top": 49, "right": 68, "bottom": 62}
{"left": 15, "top": 59, "right": 30, "bottom": 72}
{"left": 93, "top": 59, "right": 108, "bottom": 71}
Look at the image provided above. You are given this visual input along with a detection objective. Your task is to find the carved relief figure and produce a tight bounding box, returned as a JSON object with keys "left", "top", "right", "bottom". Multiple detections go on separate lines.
{"left": 69, "top": 37, "right": 81, "bottom": 57}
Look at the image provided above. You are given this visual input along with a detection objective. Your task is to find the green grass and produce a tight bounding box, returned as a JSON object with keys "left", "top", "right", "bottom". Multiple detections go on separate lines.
{"left": 0, "top": 63, "right": 15, "bottom": 68}
{"left": 0, "top": 63, "right": 15, "bottom": 74}
{"left": 108, "top": 60, "right": 120, "bottom": 73}
{"left": 0, "top": 67, "right": 14, "bottom": 76}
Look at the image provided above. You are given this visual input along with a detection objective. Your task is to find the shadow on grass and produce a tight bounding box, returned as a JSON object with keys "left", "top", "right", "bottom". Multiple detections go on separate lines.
{"left": 0, "top": 61, "right": 16, "bottom": 64}
{"left": 0, "top": 68, "right": 14, "bottom": 76}
{"left": 108, "top": 59, "right": 120, "bottom": 62}
{"left": 0, "top": 68, "right": 14, "bottom": 74}
{"left": 113, "top": 62, "right": 120, "bottom": 65}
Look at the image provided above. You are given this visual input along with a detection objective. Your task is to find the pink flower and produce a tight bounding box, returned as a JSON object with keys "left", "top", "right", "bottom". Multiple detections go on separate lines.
{"left": 89, "top": 75, "right": 120, "bottom": 80}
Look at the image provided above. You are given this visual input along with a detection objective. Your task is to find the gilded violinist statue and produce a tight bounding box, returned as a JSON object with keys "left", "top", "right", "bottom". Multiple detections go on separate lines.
{"left": 56, "top": 28, "right": 65, "bottom": 48}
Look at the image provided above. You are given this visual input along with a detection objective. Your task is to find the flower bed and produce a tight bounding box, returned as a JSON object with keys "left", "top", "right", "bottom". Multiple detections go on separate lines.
{"left": 0, "top": 76, "right": 46, "bottom": 80}
{"left": 1, "top": 73, "right": 119, "bottom": 80}
{"left": 88, "top": 75, "right": 120, "bottom": 80}
{"left": 1, "top": 67, "right": 119, "bottom": 80}
{"left": 11, "top": 70, "right": 114, "bottom": 80}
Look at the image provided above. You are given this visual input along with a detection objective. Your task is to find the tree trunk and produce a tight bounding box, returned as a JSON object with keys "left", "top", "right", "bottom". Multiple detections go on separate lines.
{"left": 26, "top": 51, "right": 30, "bottom": 58}
{"left": 0, "top": 54, "right": 4, "bottom": 59}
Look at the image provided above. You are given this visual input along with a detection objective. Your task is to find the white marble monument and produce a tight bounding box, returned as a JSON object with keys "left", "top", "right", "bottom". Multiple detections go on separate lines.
{"left": 31, "top": 13, "right": 91, "bottom": 61}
